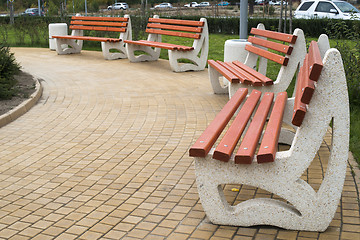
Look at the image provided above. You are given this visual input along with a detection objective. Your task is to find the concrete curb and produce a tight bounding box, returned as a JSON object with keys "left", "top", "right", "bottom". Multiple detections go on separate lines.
{"left": 0, "top": 78, "right": 43, "bottom": 128}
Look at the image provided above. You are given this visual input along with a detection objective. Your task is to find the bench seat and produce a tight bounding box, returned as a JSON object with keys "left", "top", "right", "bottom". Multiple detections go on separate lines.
{"left": 209, "top": 24, "right": 307, "bottom": 97}
{"left": 53, "top": 35, "right": 122, "bottom": 43}
{"left": 124, "top": 40, "right": 194, "bottom": 51}
{"left": 189, "top": 40, "right": 350, "bottom": 231}
{"left": 53, "top": 15, "right": 131, "bottom": 60}
{"left": 125, "top": 15, "right": 208, "bottom": 72}
{"left": 208, "top": 60, "right": 273, "bottom": 86}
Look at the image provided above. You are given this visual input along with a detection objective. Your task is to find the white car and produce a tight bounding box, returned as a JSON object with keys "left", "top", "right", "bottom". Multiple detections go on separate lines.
{"left": 269, "top": 1, "right": 287, "bottom": 6}
{"left": 294, "top": 0, "right": 360, "bottom": 20}
{"left": 154, "top": 3, "right": 173, "bottom": 8}
{"left": 184, "top": 2, "right": 200, "bottom": 7}
{"left": 198, "top": 2, "right": 211, "bottom": 7}
{"left": 107, "top": 2, "right": 129, "bottom": 10}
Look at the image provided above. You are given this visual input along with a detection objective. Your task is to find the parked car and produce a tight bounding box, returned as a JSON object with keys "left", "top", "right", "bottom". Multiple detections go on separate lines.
{"left": 269, "top": 0, "right": 288, "bottom": 6}
{"left": 21, "top": 8, "right": 44, "bottom": 16}
{"left": 154, "top": 2, "right": 173, "bottom": 8}
{"left": 254, "top": 0, "right": 266, "bottom": 5}
{"left": 198, "top": 2, "right": 211, "bottom": 7}
{"left": 217, "top": 1, "right": 230, "bottom": 6}
{"left": 107, "top": 2, "right": 129, "bottom": 10}
{"left": 294, "top": 0, "right": 360, "bottom": 20}
{"left": 184, "top": 2, "right": 200, "bottom": 7}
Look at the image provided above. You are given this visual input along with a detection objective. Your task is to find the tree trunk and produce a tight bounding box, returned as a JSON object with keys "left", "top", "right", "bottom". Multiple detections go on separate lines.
{"left": 278, "top": 0, "right": 283, "bottom": 32}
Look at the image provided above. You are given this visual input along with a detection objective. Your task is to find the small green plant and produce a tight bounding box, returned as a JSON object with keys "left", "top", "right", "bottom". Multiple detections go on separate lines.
{"left": 0, "top": 45, "right": 20, "bottom": 100}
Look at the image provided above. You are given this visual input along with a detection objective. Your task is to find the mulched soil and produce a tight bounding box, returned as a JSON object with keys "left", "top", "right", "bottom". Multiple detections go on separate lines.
{"left": 0, "top": 71, "right": 37, "bottom": 116}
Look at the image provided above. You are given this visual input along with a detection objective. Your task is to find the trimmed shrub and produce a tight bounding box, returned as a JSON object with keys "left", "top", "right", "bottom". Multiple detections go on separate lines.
{"left": 0, "top": 45, "right": 20, "bottom": 100}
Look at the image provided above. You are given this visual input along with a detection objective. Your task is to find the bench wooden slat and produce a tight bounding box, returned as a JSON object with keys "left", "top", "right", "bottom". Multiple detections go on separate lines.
{"left": 245, "top": 45, "right": 289, "bottom": 66}
{"left": 189, "top": 88, "right": 248, "bottom": 158}
{"left": 233, "top": 61, "right": 273, "bottom": 86}
{"left": 235, "top": 92, "right": 274, "bottom": 164}
{"left": 292, "top": 65, "right": 307, "bottom": 127}
{"left": 223, "top": 62, "right": 260, "bottom": 86}
{"left": 70, "top": 25, "right": 126, "bottom": 32}
{"left": 213, "top": 90, "right": 261, "bottom": 162}
{"left": 146, "top": 29, "right": 201, "bottom": 39}
{"left": 71, "top": 16, "right": 129, "bottom": 22}
{"left": 308, "top": 41, "right": 323, "bottom": 81}
{"left": 301, "top": 55, "right": 315, "bottom": 104}
{"left": 147, "top": 23, "right": 203, "bottom": 33}
{"left": 148, "top": 18, "right": 204, "bottom": 27}
{"left": 208, "top": 60, "right": 240, "bottom": 83}
{"left": 250, "top": 28, "right": 297, "bottom": 44}
{"left": 257, "top": 92, "right": 288, "bottom": 163}
{"left": 124, "top": 40, "right": 193, "bottom": 51}
{"left": 53, "top": 35, "right": 121, "bottom": 42}
{"left": 139, "top": 40, "right": 194, "bottom": 51}
{"left": 248, "top": 36, "right": 293, "bottom": 55}
{"left": 71, "top": 20, "right": 127, "bottom": 27}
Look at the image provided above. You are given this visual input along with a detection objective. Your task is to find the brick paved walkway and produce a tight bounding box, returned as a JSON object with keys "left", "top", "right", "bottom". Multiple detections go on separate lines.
{"left": 0, "top": 48, "right": 358, "bottom": 239}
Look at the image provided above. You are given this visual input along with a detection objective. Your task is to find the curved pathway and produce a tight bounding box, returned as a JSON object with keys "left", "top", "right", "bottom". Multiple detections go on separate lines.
{"left": 0, "top": 48, "right": 358, "bottom": 239}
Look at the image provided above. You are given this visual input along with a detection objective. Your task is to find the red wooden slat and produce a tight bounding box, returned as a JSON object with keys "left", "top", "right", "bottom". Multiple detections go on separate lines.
{"left": 71, "top": 16, "right": 129, "bottom": 22}
{"left": 292, "top": 65, "right": 307, "bottom": 127}
{"left": 147, "top": 23, "right": 202, "bottom": 33}
{"left": 257, "top": 92, "right": 288, "bottom": 163}
{"left": 208, "top": 60, "right": 240, "bottom": 83}
{"left": 250, "top": 28, "right": 297, "bottom": 44}
{"left": 308, "top": 41, "right": 323, "bottom": 81}
{"left": 245, "top": 45, "right": 289, "bottom": 66}
{"left": 248, "top": 36, "right": 293, "bottom": 55}
{"left": 301, "top": 55, "right": 315, "bottom": 104}
{"left": 233, "top": 61, "right": 273, "bottom": 86}
{"left": 139, "top": 40, "right": 194, "bottom": 51}
{"left": 213, "top": 90, "right": 261, "bottom": 162}
{"left": 124, "top": 40, "right": 174, "bottom": 50}
{"left": 148, "top": 18, "right": 204, "bottom": 27}
{"left": 235, "top": 92, "right": 274, "bottom": 164}
{"left": 189, "top": 88, "right": 248, "bottom": 158}
{"left": 221, "top": 62, "right": 249, "bottom": 84}
{"left": 71, "top": 20, "right": 127, "bottom": 27}
{"left": 146, "top": 29, "right": 201, "bottom": 39}
{"left": 125, "top": 40, "right": 193, "bottom": 51}
{"left": 223, "top": 62, "right": 260, "bottom": 85}
{"left": 70, "top": 25, "right": 126, "bottom": 32}
{"left": 53, "top": 35, "right": 121, "bottom": 42}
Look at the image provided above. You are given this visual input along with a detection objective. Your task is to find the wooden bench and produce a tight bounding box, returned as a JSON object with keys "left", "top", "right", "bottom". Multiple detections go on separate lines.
{"left": 189, "top": 39, "right": 349, "bottom": 231}
{"left": 124, "top": 15, "right": 209, "bottom": 72}
{"left": 53, "top": 15, "right": 132, "bottom": 60}
{"left": 209, "top": 23, "right": 306, "bottom": 96}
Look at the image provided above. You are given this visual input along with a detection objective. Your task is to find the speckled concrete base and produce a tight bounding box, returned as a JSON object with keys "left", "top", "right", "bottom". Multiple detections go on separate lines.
{"left": 195, "top": 48, "right": 349, "bottom": 231}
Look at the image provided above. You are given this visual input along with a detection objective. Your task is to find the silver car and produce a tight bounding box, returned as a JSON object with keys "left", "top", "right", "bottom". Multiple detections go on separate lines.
{"left": 107, "top": 2, "right": 129, "bottom": 10}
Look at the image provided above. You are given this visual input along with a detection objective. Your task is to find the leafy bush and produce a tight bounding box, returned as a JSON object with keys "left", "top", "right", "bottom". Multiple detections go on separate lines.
{"left": 0, "top": 45, "right": 20, "bottom": 100}
{"left": 324, "top": 20, "right": 360, "bottom": 165}
{"left": 325, "top": 20, "right": 360, "bottom": 106}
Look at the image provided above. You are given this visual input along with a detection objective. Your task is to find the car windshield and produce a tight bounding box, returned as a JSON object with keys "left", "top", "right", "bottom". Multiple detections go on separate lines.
{"left": 333, "top": 2, "right": 360, "bottom": 13}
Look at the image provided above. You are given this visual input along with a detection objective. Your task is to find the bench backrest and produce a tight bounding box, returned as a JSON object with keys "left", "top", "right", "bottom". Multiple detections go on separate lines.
{"left": 70, "top": 16, "right": 130, "bottom": 33}
{"left": 146, "top": 17, "right": 205, "bottom": 39}
{"left": 292, "top": 41, "right": 323, "bottom": 127}
{"left": 246, "top": 27, "right": 297, "bottom": 66}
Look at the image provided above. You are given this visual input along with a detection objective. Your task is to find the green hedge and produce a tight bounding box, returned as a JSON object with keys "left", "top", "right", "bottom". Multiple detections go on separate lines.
{"left": 1, "top": 16, "right": 360, "bottom": 41}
